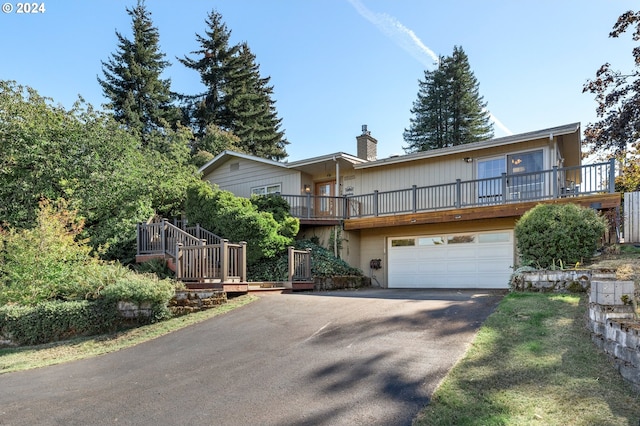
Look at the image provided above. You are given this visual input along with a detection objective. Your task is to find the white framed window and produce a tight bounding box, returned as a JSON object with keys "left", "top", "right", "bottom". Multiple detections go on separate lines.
{"left": 251, "top": 184, "right": 282, "bottom": 195}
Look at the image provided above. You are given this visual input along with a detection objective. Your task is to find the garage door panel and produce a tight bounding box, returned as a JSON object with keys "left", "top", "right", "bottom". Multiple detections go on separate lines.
{"left": 388, "top": 231, "right": 513, "bottom": 289}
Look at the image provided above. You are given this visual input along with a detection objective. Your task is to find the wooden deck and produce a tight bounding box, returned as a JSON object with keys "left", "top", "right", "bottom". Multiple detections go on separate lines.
{"left": 343, "top": 193, "right": 621, "bottom": 230}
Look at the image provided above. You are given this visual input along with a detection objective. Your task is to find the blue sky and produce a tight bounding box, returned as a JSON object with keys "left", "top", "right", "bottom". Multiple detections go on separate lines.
{"left": 1, "top": 1, "right": 638, "bottom": 161}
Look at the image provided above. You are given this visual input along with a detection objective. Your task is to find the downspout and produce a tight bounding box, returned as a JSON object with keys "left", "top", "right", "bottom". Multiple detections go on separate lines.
{"left": 333, "top": 156, "right": 340, "bottom": 258}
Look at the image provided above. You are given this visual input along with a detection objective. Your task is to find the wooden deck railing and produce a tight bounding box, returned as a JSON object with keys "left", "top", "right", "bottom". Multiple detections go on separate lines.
{"left": 288, "top": 246, "right": 312, "bottom": 282}
{"left": 175, "top": 240, "right": 247, "bottom": 283}
{"left": 136, "top": 219, "right": 246, "bottom": 283}
{"left": 279, "top": 159, "right": 617, "bottom": 220}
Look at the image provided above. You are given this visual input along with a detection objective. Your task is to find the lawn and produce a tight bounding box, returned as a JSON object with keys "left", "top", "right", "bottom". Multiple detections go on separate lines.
{"left": 414, "top": 292, "right": 640, "bottom": 425}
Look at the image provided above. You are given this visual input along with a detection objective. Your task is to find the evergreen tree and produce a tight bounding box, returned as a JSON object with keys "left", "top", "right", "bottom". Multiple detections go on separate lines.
{"left": 180, "top": 10, "right": 288, "bottom": 160}
{"left": 228, "top": 43, "right": 288, "bottom": 160}
{"left": 178, "top": 10, "right": 238, "bottom": 136}
{"left": 404, "top": 46, "right": 493, "bottom": 152}
{"left": 98, "top": 0, "right": 179, "bottom": 143}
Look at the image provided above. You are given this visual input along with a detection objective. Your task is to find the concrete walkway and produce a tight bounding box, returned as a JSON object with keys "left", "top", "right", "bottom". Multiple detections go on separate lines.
{"left": 0, "top": 288, "right": 503, "bottom": 426}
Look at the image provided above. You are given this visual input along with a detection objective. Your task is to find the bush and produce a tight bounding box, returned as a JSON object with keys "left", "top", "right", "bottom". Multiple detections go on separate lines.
{"left": 0, "top": 300, "right": 119, "bottom": 346}
{"left": 185, "top": 182, "right": 296, "bottom": 266}
{"left": 247, "top": 240, "right": 362, "bottom": 281}
{"left": 99, "top": 273, "right": 176, "bottom": 323}
{"left": 515, "top": 203, "right": 607, "bottom": 269}
{"left": 0, "top": 199, "right": 98, "bottom": 305}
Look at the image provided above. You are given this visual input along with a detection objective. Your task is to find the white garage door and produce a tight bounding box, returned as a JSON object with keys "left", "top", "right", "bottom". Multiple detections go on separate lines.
{"left": 387, "top": 231, "right": 513, "bottom": 289}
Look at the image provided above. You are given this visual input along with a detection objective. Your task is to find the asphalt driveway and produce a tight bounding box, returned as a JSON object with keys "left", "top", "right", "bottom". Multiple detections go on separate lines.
{"left": 0, "top": 288, "right": 503, "bottom": 426}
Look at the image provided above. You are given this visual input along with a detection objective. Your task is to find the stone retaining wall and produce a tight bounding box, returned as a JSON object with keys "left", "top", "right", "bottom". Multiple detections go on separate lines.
{"left": 169, "top": 290, "right": 227, "bottom": 316}
{"left": 313, "top": 276, "right": 371, "bottom": 291}
{"left": 587, "top": 276, "right": 639, "bottom": 392}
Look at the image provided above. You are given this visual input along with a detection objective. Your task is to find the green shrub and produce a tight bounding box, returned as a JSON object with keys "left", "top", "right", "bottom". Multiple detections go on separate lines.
{"left": 247, "top": 240, "right": 362, "bottom": 281}
{"left": 0, "top": 300, "right": 119, "bottom": 346}
{"left": 185, "top": 182, "right": 295, "bottom": 266}
{"left": 98, "top": 273, "right": 175, "bottom": 322}
{"left": 515, "top": 203, "right": 607, "bottom": 269}
{"left": 0, "top": 200, "right": 98, "bottom": 305}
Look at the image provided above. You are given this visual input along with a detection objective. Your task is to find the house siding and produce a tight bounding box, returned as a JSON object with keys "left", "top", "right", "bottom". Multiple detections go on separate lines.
{"left": 355, "top": 138, "right": 551, "bottom": 196}
{"left": 203, "top": 158, "right": 301, "bottom": 198}
{"left": 357, "top": 217, "right": 517, "bottom": 288}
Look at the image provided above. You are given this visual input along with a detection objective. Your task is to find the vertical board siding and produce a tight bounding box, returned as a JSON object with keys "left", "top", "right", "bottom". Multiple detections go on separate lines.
{"left": 204, "top": 158, "right": 301, "bottom": 198}
{"left": 624, "top": 192, "right": 640, "bottom": 243}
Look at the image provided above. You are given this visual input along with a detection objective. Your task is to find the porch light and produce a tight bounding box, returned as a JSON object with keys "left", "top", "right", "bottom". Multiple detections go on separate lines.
{"left": 304, "top": 185, "right": 311, "bottom": 193}
{"left": 463, "top": 157, "right": 473, "bottom": 163}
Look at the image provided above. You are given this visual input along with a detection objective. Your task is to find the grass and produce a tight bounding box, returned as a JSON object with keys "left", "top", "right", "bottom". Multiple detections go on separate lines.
{"left": 413, "top": 292, "right": 640, "bottom": 426}
{"left": 0, "top": 294, "right": 257, "bottom": 374}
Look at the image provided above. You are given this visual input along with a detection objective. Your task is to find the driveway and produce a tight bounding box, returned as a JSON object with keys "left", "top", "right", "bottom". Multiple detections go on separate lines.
{"left": 0, "top": 288, "right": 503, "bottom": 426}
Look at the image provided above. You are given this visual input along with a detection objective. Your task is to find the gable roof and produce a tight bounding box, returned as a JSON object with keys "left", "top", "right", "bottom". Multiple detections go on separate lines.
{"left": 198, "top": 150, "right": 368, "bottom": 177}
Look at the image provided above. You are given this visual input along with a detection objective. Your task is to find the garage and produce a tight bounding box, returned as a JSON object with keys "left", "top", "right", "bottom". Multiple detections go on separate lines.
{"left": 387, "top": 230, "right": 514, "bottom": 289}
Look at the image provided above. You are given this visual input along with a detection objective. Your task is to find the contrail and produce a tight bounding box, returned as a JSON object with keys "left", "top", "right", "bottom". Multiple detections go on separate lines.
{"left": 489, "top": 112, "right": 513, "bottom": 136}
{"left": 347, "top": 0, "right": 513, "bottom": 136}
{"left": 347, "top": 0, "right": 438, "bottom": 68}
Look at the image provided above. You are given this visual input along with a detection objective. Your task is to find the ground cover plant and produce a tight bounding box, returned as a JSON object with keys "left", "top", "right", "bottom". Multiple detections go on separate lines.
{"left": 0, "top": 201, "right": 177, "bottom": 345}
{"left": 414, "top": 292, "right": 640, "bottom": 425}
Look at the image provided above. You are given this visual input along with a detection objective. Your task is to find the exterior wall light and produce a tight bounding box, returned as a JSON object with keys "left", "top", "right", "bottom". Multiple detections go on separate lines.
{"left": 304, "top": 185, "right": 311, "bottom": 193}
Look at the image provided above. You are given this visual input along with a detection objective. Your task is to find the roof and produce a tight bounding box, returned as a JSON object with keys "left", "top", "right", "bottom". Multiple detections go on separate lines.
{"left": 198, "top": 123, "right": 582, "bottom": 175}
{"left": 198, "top": 150, "right": 368, "bottom": 176}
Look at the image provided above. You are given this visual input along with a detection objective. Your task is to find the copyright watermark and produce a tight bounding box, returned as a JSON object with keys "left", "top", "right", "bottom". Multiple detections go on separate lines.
{"left": 2, "top": 3, "right": 46, "bottom": 14}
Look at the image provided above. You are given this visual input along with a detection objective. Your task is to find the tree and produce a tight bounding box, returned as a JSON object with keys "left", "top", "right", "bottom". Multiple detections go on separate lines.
{"left": 583, "top": 10, "right": 640, "bottom": 157}
{"left": 226, "top": 43, "right": 288, "bottom": 160}
{"left": 179, "top": 10, "right": 288, "bottom": 160}
{"left": 0, "top": 81, "right": 199, "bottom": 261}
{"left": 98, "top": 0, "right": 180, "bottom": 142}
{"left": 404, "top": 46, "right": 493, "bottom": 152}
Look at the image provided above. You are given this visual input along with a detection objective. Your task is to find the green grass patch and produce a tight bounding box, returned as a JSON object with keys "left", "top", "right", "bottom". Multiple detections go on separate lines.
{"left": 414, "top": 293, "right": 640, "bottom": 426}
{"left": 0, "top": 294, "right": 256, "bottom": 374}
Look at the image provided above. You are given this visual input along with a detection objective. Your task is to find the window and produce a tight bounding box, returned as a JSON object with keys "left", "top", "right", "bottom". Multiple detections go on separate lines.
{"left": 251, "top": 184, "right": 281, "bottom": 195}
{"left": 477, "top": 157, "right": 505, "bottom": 198}
{"left": 478, "top": 232, "right": 510, "bottom": 243}
{"left": 391, "top": 238, "right": 415, "bottom": 247}
{"left": 508, "top": 150, "right": 544, "bottom": 199}
{"left": 418, "top": 236, "right": 445, "bottom": 246}
{"left": 447, "top": 234, "right": 476, "bottom": 244}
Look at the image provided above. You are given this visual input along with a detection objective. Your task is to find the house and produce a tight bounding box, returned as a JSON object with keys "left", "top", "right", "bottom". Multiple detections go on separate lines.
{"left": 198, "top": 123, "right": 620, "bottom": 289}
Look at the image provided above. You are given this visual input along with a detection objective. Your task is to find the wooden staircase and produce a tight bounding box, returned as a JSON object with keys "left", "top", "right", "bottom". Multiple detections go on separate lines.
{"left": 136, "top": 218, "right": 315, "bottom": 293}
{"left": 136, "top": 219, "right": 248, "bottom": 291}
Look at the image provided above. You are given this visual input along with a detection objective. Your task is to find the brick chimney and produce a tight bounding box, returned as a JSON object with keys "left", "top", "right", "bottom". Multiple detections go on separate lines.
{"left": 356, "top": 124, "right": 377, "bottom": 161}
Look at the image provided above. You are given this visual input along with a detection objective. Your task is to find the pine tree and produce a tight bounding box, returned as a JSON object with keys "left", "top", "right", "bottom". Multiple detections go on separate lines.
{"left": 404, "top": 46, "right": 493, "bottom": 152}
{"left": 98, "top": 0, "right": 179, "bottom": 143}
{"left": 180, "top": 10, "right": 288, "bottom": 160}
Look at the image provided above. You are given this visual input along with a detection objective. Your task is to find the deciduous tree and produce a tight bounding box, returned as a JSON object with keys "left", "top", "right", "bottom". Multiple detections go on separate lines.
{"left": 583, "top": 10, "right": 640, "bottom": 157}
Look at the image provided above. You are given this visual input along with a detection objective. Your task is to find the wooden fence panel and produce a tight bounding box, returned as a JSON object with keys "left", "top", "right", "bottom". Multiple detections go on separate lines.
{"left": 624, "top": 192, "right": 640, "bottom": 243}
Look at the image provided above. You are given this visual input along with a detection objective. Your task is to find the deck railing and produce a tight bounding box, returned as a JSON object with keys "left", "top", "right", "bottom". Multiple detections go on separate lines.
{"left": 279, "top": 159, "right": 616, "bottom": 220}
{"left": 288, "top": 246, "right": 312, "bottom": 282}
{"left": 136, "top": 219, "right": 245, "bottom": 283}
{"left": 175, "top": 240, "right": 247, "bottom": 283}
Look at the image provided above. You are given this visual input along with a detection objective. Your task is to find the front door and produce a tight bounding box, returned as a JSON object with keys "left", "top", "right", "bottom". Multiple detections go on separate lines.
{"left": 315, "top": 181, "right": 336, "bottom": 217}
